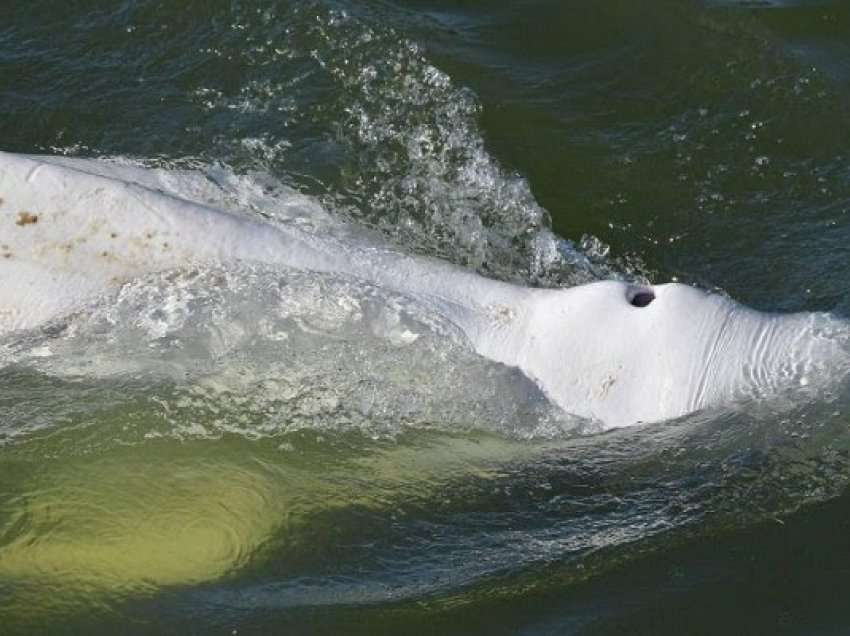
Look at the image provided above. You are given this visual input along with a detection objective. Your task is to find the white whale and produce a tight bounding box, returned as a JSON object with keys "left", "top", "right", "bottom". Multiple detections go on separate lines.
{"left": 0, "top": 151, "right": 845, "bottom": 428}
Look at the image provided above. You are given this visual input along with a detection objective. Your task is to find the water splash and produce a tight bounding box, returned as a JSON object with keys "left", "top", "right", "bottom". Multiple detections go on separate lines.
{"left": 178, "top": 3, "right": 618, "bottom": 286}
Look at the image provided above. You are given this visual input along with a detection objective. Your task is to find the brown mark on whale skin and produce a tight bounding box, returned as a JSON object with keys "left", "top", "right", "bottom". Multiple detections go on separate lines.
{"left": 16, "top": 211, "right": 38, "bottom": 226}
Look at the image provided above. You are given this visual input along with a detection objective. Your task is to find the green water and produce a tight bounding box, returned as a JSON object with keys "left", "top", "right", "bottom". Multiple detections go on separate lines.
{"left": 3, "top": 1, "right": 850, "bottom": 634}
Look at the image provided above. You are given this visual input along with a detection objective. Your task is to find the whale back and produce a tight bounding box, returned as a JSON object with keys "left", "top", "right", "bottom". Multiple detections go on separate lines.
{"left": 0, "top": 153, "right": 345, "bottom": 333}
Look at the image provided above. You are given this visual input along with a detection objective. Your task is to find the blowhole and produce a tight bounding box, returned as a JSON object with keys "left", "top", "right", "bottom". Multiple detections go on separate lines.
{"left": 629, "top": 290, "right": 655, "bottom": 308}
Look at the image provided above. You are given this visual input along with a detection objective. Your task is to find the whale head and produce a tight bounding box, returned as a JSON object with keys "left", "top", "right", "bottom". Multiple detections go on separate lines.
{"left": 515, "top": 280, "right": 840, "bottom": 428}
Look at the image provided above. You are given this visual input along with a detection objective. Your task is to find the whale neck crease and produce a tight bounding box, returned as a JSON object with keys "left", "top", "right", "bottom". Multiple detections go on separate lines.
{"left": 694, "top": 306, "right": 832, "bottom": 411}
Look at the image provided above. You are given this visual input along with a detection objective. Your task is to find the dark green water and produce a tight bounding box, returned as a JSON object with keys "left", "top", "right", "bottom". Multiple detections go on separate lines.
{"left": 3, "top": 1, "right": 850, "bottom": 634}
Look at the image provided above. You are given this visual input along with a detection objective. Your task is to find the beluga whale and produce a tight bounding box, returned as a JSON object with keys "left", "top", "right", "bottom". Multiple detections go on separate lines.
{"left": 0, "top": 151, "right": 845, "bottom": 429}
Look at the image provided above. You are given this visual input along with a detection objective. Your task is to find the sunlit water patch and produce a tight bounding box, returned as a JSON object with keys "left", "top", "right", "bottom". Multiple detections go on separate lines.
{"left": 3, "top": 391, "right": 850, "bottom": 633}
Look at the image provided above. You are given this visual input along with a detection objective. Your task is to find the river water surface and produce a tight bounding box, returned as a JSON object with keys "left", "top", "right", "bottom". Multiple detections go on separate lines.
{"left": 3, "top": 1, "right": 850, "bottom": 634}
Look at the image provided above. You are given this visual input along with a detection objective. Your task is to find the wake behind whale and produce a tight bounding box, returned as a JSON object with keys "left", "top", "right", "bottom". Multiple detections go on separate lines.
{"left": 1, "top": 151, "right": 847, "bottom": 429}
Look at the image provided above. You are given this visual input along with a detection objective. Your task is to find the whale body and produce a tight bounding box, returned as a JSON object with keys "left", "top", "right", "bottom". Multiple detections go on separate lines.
{"left": 0, "top": 152, "right": 845, "bottom": 428}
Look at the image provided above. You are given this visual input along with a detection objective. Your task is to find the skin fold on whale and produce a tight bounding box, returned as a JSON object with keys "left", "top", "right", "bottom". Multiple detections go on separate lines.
{"left": 0, "top": 151, "right": 846, "bottom": 429}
